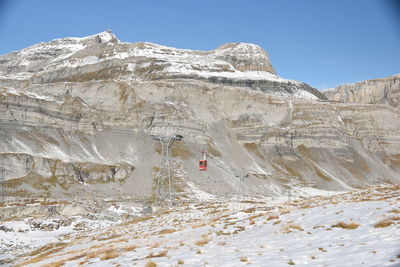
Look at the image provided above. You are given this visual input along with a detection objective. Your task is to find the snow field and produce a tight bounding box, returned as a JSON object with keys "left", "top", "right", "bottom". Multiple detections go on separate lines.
{"left": 8, "top": 184, "right": 400, "bottom": 267}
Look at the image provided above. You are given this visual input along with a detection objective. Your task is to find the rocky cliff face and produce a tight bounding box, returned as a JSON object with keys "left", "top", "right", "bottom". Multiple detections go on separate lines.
{"left": 323, "top": 74, "right": 400, "bottom": 109}
{"left": 0, "top": 31, "right": 399, "bottom": 201}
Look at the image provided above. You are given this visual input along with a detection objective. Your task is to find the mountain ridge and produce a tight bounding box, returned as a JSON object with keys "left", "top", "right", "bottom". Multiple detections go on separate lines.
{"left": 0, "top": 31, "right": 325, "bottom": 100}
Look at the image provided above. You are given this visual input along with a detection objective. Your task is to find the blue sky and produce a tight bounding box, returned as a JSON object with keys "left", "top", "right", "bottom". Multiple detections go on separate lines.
{"left": 0, "top": 0, "right": 399, "bottom": 89}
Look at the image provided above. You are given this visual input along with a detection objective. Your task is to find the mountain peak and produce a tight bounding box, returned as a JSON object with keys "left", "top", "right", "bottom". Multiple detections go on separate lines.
{"left": 85, "top": 30, "right": 119, "bottom": 44}
{"left": 215, "top": 42, "right": 275, "bottom": 73}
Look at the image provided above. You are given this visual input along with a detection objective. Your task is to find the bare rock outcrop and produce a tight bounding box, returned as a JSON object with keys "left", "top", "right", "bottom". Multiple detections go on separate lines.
{"left": 323, "top": 74, "right": 400, "bottom": 109}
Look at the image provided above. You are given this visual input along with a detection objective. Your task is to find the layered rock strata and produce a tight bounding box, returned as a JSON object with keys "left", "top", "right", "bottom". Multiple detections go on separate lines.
{"left": 323, "top": 74, "right": 400, "bottom": 109}
{"left": 0, "top": 31, "right": 399, "bottom": 201}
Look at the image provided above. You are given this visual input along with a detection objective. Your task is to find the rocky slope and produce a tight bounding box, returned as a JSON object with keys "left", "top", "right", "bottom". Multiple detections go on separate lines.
{"left": 323, "top": 74, "right": 400, "bottom": 109}
{"left": 0, "top": 31, "right": 399, "bottom": 202}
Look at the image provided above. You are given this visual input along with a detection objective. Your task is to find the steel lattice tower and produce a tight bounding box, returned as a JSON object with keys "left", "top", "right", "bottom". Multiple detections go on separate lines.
{"left": 235, "top": 168, "right": 249, "bottom": 201}
{"left": 0, "top": 156, "right": 4, "bottom": 202}
{"left": 0, "top": 131, "right": 5, "bottom": 202}
{"left": 238, "top": 175, "right": 245, "bottom": 201}
{"left": 153, "top": 134, "right": 183, "bottom": 206}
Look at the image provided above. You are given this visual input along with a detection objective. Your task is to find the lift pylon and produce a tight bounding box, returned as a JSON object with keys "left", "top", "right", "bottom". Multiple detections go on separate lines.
{"left": 152, "top": 134, "right": 183, "bottom": 206}
{"left": 234, "top": 168, "right": 249, "bottom": 201}
{"left": 0, "top": 131, "right": 5, "bottom": 203}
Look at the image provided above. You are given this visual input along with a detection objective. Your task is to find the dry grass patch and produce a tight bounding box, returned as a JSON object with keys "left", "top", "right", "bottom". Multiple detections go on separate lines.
{"left": 216, "top": 230, "right": 231, "bottom": 236}
{"left": 158, "top": 228, "right": 176, "bottom": 235}
{"left": 95, "top": 233, "right": 122, "bottom": 241}
{"left": 107, "top": 238, "right": 128, "bottom": 245}
{"left": 207, "top": 209, "right": 221, "bottom": 215}
{"left": 65, "top": 253, "right": 86, "bottom": 262}
{"left": 280, "top": 209, "right": 291, "bottom": 215}
{"left": 29, "top": 242, "right": 67, "bottom": 257}
{"left": 249, "top": 213, "right": 264, "bottom": 220}
{"left": 224, "top": 220, "right": 237, "bottom": 227}
{"left": 42, "top": 260, "right": 65, "bottom": 267}
{"left": 288, "top": 224, "right": 303, "bottom": 231}
{"left": 100, "top": 251, "right": 119, "bottom": 261}
{"left": 232, "top": 225, "right": 246, "bottom": 234}
{"left": 267, "top": 215, "right": 279, "bottom": 221}
{"left": 332, "top": 222, "right": 360, "bottom": 230}
{"left": 124, "top": 245, "right": 137, "bottom": 252}
{"left": 86, "top": 251, "right": 100, "bottom": 259}
{"left": 374, "top": 218, "right": 394, "bottom": 228}
{"left": 195, "top": 239, "right": 210, "bottom": 246}
{"left": 191, "top": 223, "right": 206, "bottom": 229}
{"left": 99, "top": 248, "right": 119, "bottom": 261}
{"left": 201, "top": 233, "right": 209, "bottom": 238}
{"left": 0, "top": 216, "right": 18, "bottom": 222}
{"left": 150, "top": 242, "right": 161, "bottom": 248}
{"left": 145, "top": 261, "right": 157, "bottom": 267}
{"left": 298, "top": 203, "right": 312, "bottom": 209}
{"left": 282, "top": 223, "right": 304, "bottom": 233}
{"left": 242, "top": 207, "right": 256, "bottom": 213}
{"left": 120, "top": 216, "right": 153, "bottom": 226}
{"left": 363, "top": 197, "right": 379, "bottom": 202}
{"left": 86, "top": 247, "right": 116, "bottom": 260}
{"left": 15, "top": 242, "right": 68, "bottom": 267}
{"left": 38, "top": 200, "right": 70, "bottom": 206}
{"left": 146, "top": 250, "right": 168, "bottom": 258}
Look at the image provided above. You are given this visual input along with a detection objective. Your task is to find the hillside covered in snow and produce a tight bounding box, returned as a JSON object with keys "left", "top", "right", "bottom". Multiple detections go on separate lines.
{"left": 1, "top": 184, "right": 399, "bottom": 266}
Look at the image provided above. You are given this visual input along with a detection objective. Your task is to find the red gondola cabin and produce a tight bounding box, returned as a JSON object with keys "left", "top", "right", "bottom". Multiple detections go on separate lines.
{"left": 199, "top": 160, "right": 207, "bottom": 171}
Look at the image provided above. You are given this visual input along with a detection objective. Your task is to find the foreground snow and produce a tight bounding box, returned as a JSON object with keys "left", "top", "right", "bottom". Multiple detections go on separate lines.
{"left": 2, "top": 184, "right": 400, "bottom": 266}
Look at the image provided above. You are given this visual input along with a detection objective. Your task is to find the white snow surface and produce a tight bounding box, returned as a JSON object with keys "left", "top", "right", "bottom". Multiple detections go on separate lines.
{"left": 0, "top": 216, "right": 117, "bottom": 262}
{"left": 1, "top": 87, "right": 63, "bottom": 104}
{"left": 3, "top": 184, "right": 399, "bottom": 266}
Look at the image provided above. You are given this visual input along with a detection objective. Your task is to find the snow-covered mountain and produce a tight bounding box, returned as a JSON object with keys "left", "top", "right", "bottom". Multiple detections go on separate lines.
{"left": 0, "top": 31, "right": 324, "bottom": 99}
